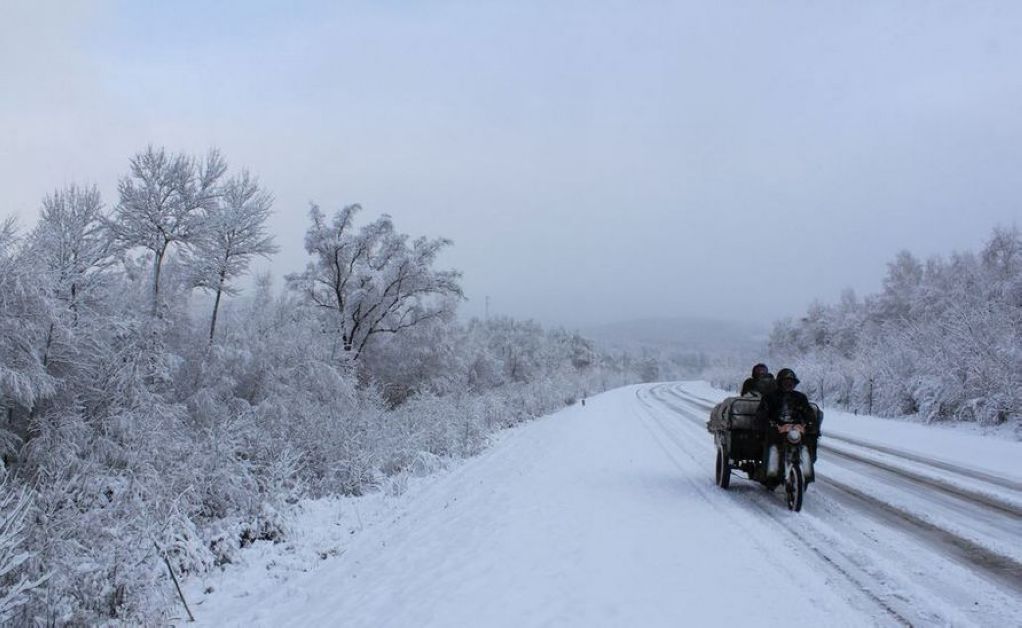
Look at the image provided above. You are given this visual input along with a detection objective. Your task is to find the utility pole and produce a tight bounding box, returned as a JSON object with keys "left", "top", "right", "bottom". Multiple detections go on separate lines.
{"left": 485, "top": 295, "right": 490, "bottom": 320}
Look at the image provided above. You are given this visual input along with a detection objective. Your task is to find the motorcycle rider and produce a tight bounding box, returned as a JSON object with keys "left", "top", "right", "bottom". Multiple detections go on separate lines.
{"left": 759, "top": 368, "right": 816, "bottom": 425}
{"left": 757, "top": 368, "right": 819, "bottom": 476}
{"left": 741, "top": 363, "right": 777, "bottom": 396}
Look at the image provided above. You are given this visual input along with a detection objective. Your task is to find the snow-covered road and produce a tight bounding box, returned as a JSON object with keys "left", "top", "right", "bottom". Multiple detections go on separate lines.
{"left": 188, "top": 383, "right": 1022, "bottom": 627}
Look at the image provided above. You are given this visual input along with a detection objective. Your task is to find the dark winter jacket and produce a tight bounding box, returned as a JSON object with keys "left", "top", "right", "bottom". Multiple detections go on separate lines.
{"left": 741, "top": 374, "right": 777, "bottom": 397}
{"left": 757, "top": 389, "right": 816, "bottom": 427}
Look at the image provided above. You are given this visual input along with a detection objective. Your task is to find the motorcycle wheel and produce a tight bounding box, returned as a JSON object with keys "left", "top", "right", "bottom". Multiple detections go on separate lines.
{"left": 715, "top": 445, "right": 730, "bottom": 489}
{"left": 785, "top": 464, "right": 804, "bottom": 512}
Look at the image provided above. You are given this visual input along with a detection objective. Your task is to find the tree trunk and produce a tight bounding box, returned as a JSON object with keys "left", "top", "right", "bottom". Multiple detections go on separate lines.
{"left": 209, "top": 272, "right": 226, "bottom": 343}
{"left": 867, "top": 377, "right": 874, "bottom": 415}
{"left": 152, "top": 247, "right": 165, "bottom": 316}
{"left": 29, "top": 323, "right": 57, "bottom": 423}
{"left": 70, "top": 281, "right": 79, "bottom": 326}
{"left": 41, "top": 323, "right": 55, "bottom": 368}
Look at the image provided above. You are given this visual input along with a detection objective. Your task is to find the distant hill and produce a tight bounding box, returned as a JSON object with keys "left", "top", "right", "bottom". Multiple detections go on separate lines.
{"left": 582, "top": 316, "right": 767, "bottom": 356}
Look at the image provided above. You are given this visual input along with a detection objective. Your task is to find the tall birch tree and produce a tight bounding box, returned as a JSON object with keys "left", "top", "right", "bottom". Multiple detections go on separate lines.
{"left": 186, "top": 171, "right": 278, "bottom": 342}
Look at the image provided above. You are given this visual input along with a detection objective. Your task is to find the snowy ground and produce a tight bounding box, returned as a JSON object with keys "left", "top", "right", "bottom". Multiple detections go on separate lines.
{"left": 181, "top": 382, "right": 1022, "bottom": 627}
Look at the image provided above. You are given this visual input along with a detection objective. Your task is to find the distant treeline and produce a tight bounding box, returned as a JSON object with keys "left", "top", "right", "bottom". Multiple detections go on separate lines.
{"left": 719, "top": 227, "right": 1021, "bottom": 426}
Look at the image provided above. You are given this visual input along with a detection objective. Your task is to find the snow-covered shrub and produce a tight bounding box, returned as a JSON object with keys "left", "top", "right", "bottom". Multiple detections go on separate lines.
{"left": 0, "top": 483, "right": 45, "bottom": 623}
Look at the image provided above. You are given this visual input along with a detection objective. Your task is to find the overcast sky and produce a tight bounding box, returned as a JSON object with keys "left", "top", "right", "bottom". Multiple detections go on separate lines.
{"left": 2, "top": 1, "right": 1021, "bottom": 327}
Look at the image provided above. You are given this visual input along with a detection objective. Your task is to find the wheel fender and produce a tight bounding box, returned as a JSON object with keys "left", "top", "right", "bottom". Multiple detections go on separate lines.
{"left": 800, "top": 447, "right": 814, "bottom": 481}
{"left": 766, "top": 445, "right": 780, "bottom": 478}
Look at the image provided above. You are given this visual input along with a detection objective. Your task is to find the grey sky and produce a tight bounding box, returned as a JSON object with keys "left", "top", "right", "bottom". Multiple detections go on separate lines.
{"left": 2, "top": 1, "right": 1021, "bottom": 327}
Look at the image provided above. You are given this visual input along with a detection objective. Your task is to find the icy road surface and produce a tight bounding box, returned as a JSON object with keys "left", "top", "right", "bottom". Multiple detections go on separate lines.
{"left": 188, "top": 383, "right": 1022, "bottom": 627}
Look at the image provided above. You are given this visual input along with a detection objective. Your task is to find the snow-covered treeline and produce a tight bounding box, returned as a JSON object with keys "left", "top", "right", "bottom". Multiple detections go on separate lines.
{"left": 761, "top": 227, "right": 1022, "bottom": 426}
{"left": 0, "top": 146, "right": 648, "bottom": 624}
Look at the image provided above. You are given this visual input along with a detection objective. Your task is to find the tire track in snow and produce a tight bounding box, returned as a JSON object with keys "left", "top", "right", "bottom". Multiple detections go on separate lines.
{"left": 822, "top": 447, "right": 1022, "bottom": 518}
{"left": 822, "top": 476, "right": 1022, "bottom": 595}
{"left": 824, "top": 433, "right": 1022, "bottom": 493}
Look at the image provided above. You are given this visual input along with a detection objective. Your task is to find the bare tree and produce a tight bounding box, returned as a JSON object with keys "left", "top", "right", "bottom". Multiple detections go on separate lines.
{"left": 287, "top": 204, "right": 463, "bottom": 360}
{"left": 186, "top": 171, "right": 278, "bottom": 342}
{"left": 110, "top": 145, "right": 227, "bottom": 314}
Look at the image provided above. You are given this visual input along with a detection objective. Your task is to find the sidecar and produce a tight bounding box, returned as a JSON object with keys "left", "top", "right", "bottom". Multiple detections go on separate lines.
{"left": 706, "top": 394, "right": 821, "bottom": 490}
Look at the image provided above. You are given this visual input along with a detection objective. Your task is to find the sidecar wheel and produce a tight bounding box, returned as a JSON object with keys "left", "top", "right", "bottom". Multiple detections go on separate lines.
{"left": 715, "top": 446, "right": 730, "bottom": 489}
{"left": 786, "top": 465, "right": 804, "bottom": 512}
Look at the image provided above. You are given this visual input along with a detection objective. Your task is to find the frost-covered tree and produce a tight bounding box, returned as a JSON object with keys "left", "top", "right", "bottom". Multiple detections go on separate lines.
{"left": 877, "top": 249, "right": 923, "bottom": 320}
{"left": 477, "top": 317, "right": 545, "bottom": 383}
{"left": 982, "top": 225, "right": 1022, "bottom": 306}
{"left": 767, "top": 227, "right": 1022, "bottom": 424}
{"left": 21, "top": 185, "right": 117, "bottom": 388}
{"left": 31, "top": 184, "right": 114, "bottom": 323}
{"left": 0, "top": 220, "right": 56, "bottom": 418}
{"left": 287, "top": 204, "right": 463, "bottom": 360}
{"left": 185, "top": 171, "right": 278, "bottom": 341}
{"left": 110, "top": 146, "right": 227, "bottom": 314}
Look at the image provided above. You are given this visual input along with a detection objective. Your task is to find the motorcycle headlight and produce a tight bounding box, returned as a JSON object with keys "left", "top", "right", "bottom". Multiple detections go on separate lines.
{"left": 786, "top": 429, "right": 802, "bottom": 444}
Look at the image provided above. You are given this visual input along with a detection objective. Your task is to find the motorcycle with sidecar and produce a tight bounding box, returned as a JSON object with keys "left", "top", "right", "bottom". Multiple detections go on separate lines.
{"left": 706, "top": 394, "right": 821, "bottom": 511}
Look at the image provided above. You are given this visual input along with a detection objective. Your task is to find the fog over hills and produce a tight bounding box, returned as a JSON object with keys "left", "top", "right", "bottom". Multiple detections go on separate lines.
{"left": 583, "top": 316, "right": 767, "bottom": 356}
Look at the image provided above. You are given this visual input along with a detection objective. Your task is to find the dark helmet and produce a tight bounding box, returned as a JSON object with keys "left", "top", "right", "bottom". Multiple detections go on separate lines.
{"left": 776, "top": 368, "right": 800, "bottom": 386}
